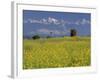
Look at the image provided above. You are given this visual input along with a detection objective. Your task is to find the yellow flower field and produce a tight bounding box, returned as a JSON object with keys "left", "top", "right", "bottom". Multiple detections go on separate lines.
{"left": 23, "top": 37, "right": 91, "bottom": 69}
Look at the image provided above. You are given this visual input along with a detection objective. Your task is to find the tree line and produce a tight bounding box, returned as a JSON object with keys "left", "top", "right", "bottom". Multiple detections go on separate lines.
{"left": 32, "top": 29, "right": 77, "bottom": 40}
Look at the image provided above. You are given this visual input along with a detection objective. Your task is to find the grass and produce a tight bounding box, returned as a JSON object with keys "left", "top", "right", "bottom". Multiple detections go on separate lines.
{"left": 23, "top": 36, "right": 91, "bottom": 69}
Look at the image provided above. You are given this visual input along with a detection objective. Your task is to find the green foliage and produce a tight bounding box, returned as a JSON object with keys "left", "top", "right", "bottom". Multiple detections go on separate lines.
{"left": 23, "top": 37, "right": 91, "bottom": 69}
{"left": 70, "top": 29, "right": 77, "bottom": 37}
{"left": 46, "top": 36, "right": 51, "bottom": 38}
{"left": 32, "top": 35, "right": 40, "bottom": 40}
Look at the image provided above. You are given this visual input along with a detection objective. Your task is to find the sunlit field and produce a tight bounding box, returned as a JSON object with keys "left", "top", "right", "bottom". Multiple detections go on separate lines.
{"left": 23, "top": 37, "right": 91, "bottom": 69}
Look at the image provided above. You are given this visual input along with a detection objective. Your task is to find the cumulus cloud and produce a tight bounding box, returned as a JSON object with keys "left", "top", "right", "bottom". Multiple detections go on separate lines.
{"left": 28, "top": 19, "right": 43, "bottom": 24}
{"left": 81, "top": 18, "right": 90, "bottom": 25}
{"left": 37, "top": 28, "right": 61, "bottom": 35}
{"left": 74, "top": 21, "right": 80, "bottom": 25}
{"left": 29, "top": 31, "right": 35, "bottom": 35}
{"left": 25, "top": 17, "right": 61, "bottom": 25}
{"left": 24, "top": 17, "right": 90, "bottom": 26}
{"left": 48, "top": 17, "right": 60, "bottom": 25}
{"left": 37, "top": 29, "right": 50, "bottom": 34}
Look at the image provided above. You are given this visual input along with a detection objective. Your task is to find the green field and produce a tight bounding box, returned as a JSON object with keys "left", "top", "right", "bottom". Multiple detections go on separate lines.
{"left": 23, "top": 37, "right": 91, "bottom": 69}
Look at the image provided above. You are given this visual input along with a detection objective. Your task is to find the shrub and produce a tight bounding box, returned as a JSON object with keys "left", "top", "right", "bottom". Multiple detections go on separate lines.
{"left": 46, "top": 36, "right": 51, "bottom": 38}
{"left": 32, "top": 35, "right": 40, "bottom": 40}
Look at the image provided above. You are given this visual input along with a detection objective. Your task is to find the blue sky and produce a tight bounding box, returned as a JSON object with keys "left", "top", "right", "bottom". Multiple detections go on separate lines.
{"left": 23, "top": 10, "right": 91, "bottom": 38}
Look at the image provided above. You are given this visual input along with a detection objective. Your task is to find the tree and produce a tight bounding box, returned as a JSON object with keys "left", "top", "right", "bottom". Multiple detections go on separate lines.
{"left": 46, "top": 36, "right": 51, "bottom": 38}
{"left": 32, "top": 35, "right": 40, "bottom": 40}
{"left": 70, "top": 29, "right": 77, "bottom": 37}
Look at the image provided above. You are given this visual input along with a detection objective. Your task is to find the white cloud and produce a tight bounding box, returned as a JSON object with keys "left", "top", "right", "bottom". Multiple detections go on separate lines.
{"left": 28, "top": 19, "right": 43, "bottom": 24}
{"left": 53, "top": 30, "right": 61, "bottom": 35}
{"left": 42, "top": 18, "right": 48, "bottom": 24}
{"left": 74, "top": 21, "right": 80, "bottom": 25}
{"left": 81, "top": 18, "right": 90, "bottom": 25}
{"left": 37, "top": 28, "right": 61, "bottom": 35}
{"left": 37, "top": 29, "right": 50, "bottom": 34}
{"left": 27, "top": 17, "right": 61, "bottom": 25}
{"left": 29, "top": 31, "right": 35, "bottom": 35}
{"left": 48, "top": 17, "right": 60, "bottom": 25}
{"left": 24, "top": 17, "right": 90, "bottom": 26}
